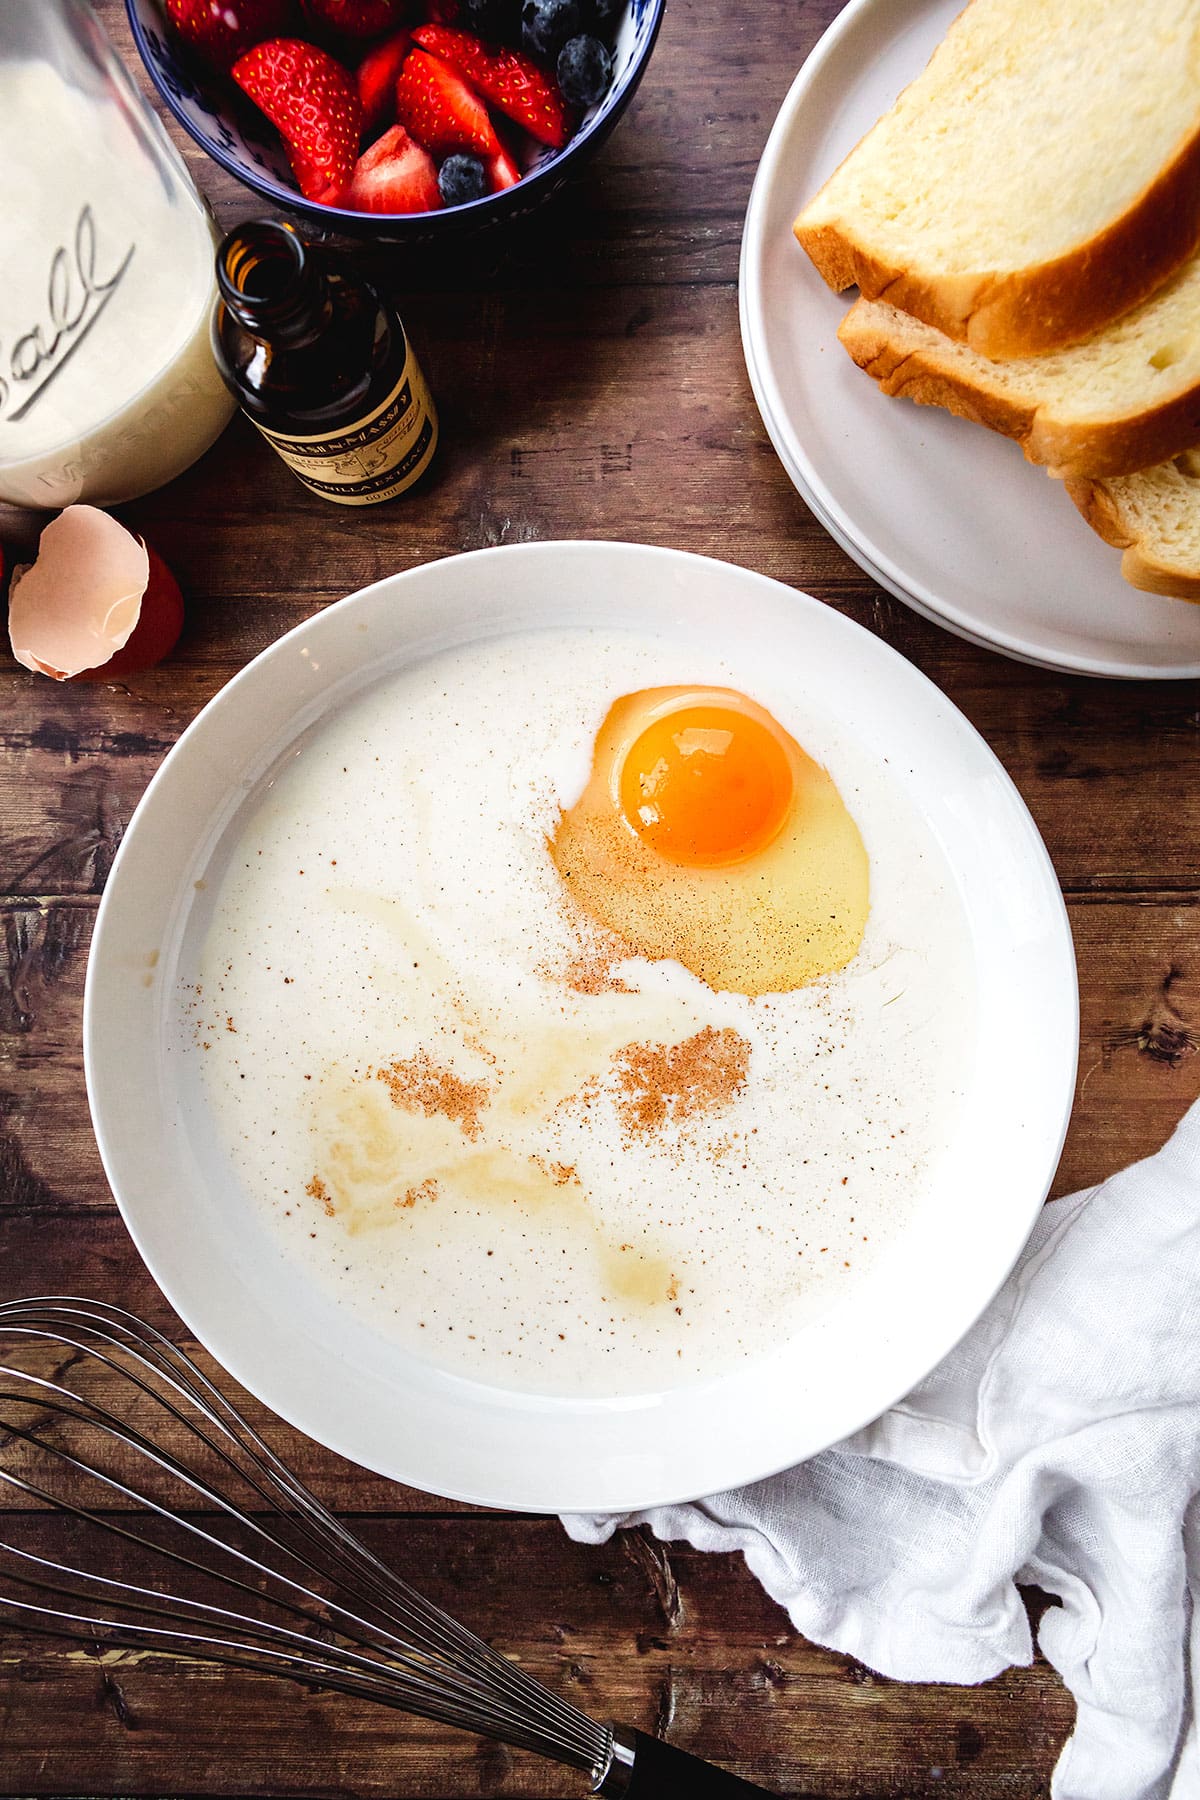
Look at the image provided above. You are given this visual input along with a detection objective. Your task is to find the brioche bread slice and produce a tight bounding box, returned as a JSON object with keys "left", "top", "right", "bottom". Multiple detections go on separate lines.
{"left": 1064, "top": 455, "right": 1200, "bottom": 599}
{"left": 794, "top": 0, "right": 1200, "bottom": 359}
{"left": 837, "top": 253, "right": 1200, "bottom": 479}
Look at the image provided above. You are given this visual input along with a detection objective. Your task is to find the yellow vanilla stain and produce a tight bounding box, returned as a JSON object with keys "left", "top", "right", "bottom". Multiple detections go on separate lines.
{"left": 303, "top": 886, "right": 716, "bottom": 1310}
{"left": 310, "top": 1069, "right": 676, "bottom": 1310}
{"left": 322, "top": 884, "right": 713, "bottom": 1113}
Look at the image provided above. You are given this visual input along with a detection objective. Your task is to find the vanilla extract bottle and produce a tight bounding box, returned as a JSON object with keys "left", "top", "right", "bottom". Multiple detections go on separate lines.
{"left": 211, "top": 220, "right": 437, "bottom": 506}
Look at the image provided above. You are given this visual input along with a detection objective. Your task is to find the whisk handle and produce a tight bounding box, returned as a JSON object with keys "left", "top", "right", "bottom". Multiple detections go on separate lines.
{"left": 596, "top": 1726, "right": 778, "bottom": 1797}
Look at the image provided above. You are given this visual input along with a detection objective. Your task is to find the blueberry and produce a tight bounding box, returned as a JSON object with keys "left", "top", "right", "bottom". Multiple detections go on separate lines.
{"left": 521, "top": 0, "right": 581, "bottom": 60}
{"left": 556, "top": 33, "right": 612, "bottom": 106}
{"left": 460, "top": 0, "right": 519, "bottom": 39}
{"left": 438, "top": 154, "right": 488, "bottom": 206}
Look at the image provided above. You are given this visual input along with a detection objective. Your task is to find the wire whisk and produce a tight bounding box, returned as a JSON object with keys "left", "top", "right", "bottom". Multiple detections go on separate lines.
{"left": 0, "top": 1297, "right": 772, "bottom": 1798}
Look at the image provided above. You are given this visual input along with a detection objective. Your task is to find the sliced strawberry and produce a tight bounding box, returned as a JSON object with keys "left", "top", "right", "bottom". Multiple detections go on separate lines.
{"left": 395, "top": 46, "right": 498, "bottom": 157}
{"left": 300, "top": 0, "right": 407, "bottom": 35}
{"left": 232, "top": 38, "right": 362, "bottom": 205}
{"left": 411, "top": 24, "right": 568, "bottom": 149}
{"left": 346, "top": 123, "right": 442, "bottom": 212}
{"left": 356, "top": 29, "right": 410, "bottom": 134}
{"left": 166, "top": 0, "right": 293, "bottom": 72}
{"left": 288, "top": 143, "right": 326, "bottom": 197}
{"left": 485, "top": 141, "right": 521, "bottom": 191}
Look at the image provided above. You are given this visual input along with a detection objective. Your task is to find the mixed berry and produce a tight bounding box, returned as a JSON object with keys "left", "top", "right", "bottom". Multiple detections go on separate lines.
{"left": 164, "top": 0, "right": 623, "bottom": 214}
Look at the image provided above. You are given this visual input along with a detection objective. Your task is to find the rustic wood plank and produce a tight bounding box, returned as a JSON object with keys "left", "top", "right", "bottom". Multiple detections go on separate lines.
{"left": 1065, "top": 896, "right": 1200, "bottom": 1185}
{"left": 0, "top": 1516, "right": 1072, "bottom": 1799}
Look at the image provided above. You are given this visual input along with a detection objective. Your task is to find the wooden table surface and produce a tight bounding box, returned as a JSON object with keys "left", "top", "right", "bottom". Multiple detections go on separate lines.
{"left": 3, "top": 0, "right": 1199, "bottom": 1793}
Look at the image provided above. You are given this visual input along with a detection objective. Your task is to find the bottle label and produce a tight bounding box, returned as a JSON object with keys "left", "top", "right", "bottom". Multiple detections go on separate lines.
{"left": 253, "top": 342, "right": 437, "bottom": 505}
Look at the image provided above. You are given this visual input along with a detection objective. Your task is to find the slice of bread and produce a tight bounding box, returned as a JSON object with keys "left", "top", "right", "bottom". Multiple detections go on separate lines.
{"left": 837, "top": 253, "right": 1200, "bottom": 479}
{"left": 794, "top": 0, "right": 1200, "bottom": 359}
{"left": 1064, "top": 455, "right": 1200, "bottom": 599}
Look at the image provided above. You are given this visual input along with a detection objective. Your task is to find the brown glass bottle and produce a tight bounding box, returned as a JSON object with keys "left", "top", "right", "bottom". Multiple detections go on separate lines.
{"left": 211, "top": 220, "right": 437, "bottom": 506}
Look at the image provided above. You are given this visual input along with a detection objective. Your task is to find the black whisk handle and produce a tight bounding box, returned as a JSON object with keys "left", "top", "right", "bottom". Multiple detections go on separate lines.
{"left": 596, "top": 1726, "right": 778, "bottom": 1797}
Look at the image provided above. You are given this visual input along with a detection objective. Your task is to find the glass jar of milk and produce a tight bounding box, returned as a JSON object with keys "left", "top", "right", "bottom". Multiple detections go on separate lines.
{"left": 0, "top": 1, "right": 236, "bottom": 509}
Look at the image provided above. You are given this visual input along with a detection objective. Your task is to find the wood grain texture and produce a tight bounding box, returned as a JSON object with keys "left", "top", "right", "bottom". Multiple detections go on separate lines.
{"left": 1, "top": 0, "right": 1196, "bottom": 1792}
{"left": 0, "top": 1519, "right": 1073, "bottom": 1799}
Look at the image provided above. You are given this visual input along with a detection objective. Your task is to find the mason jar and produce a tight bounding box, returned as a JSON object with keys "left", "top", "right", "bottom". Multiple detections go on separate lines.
{"left": 0, "top": 0, "right": 235, "bottom": 508}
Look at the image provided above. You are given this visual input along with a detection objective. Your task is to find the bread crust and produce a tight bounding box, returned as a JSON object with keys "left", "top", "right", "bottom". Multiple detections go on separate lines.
{"left": 837, "top": 303, "right": 1200, "bottom": 478}
{"left": 797, "top": 120, "right": 1200, "bottom": 360}
{"left": 1063, "top": 474, "right": 1200, "bottom": 600}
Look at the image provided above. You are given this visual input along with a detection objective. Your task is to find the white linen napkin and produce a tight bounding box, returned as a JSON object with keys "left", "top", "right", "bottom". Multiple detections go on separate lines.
{"left": 564, "top": 1101, "right": 1200, "bottom": 1800}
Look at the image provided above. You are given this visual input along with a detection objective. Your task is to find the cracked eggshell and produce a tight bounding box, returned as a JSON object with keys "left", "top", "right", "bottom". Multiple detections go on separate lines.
{"left": 7, "top": 504, "right": 183, "bottom": 681}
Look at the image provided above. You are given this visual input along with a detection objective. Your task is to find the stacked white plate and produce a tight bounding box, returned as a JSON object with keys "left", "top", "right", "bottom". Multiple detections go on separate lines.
{"left": 739, "top": 0, "right": 1200, "bottom": 680}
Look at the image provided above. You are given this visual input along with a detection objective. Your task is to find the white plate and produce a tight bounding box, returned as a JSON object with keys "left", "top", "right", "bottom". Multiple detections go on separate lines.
{"left": 739, "top": 0, "right": 1200, "bottom": 681}
{"left": 85, "top": 542, "right": 1077, "bottom": 1512}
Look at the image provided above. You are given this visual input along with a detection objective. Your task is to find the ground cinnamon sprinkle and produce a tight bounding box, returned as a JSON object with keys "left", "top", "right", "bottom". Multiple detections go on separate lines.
{"left": 396, "top": 1177, "right": 439, "bottom": 1210}
{"left": 305, "top": 1174, "right": 335, "bottom": 1217}
{"left": 560, "top": 947, "right": 631, "bottom": 996}
{"left": 613, "top": 1026, "right": 751, "bottom": 1135}
{"left": 376, "top": 1052, "right": 489, "bottom": 1140}
{"left": 531, "top": 1156, "right": 581, "bottom": 1188}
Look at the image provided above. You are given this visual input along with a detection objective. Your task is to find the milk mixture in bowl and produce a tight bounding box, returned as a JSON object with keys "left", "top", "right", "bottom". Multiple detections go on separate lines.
{"left": 192, "top": 630, "right": 976, "bottom": 1395}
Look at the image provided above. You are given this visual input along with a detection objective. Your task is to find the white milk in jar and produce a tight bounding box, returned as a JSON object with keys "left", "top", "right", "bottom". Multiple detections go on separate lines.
{"left": 0, "top": 9, "right": 235, "bottom": 509}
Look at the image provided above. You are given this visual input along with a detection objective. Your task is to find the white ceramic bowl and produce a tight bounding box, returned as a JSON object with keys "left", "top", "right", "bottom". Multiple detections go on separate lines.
{"left": 85, "top": 542, "right": 1077, "bottom": 1512}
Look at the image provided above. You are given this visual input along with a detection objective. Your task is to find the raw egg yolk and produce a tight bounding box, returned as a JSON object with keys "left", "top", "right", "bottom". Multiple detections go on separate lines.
{"left": 618, "top": 704, "right": 795, "bottom": 867}
{"left": 550, "top": 685, "right": 870, "bottom": 996}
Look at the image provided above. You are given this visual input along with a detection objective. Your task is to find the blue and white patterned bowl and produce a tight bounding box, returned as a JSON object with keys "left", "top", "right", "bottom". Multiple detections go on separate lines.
{"left": 126, "top": 0, "right": 664, "bottom": 241}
